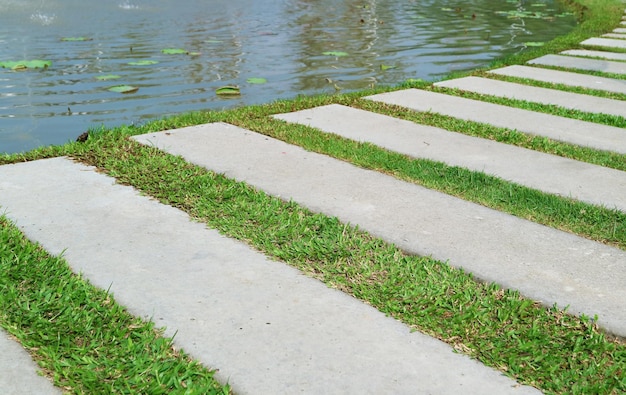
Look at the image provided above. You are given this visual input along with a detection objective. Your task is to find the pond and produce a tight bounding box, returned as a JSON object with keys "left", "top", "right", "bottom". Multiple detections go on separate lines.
{"left": 0, "top": 0, "right": 576, "bottom": 154}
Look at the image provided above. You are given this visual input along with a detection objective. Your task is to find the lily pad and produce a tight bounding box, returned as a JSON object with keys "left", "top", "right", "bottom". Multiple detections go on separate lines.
{"left": 95, "top": 74, "right": 121, "bottom": 81}
{"left": 323, "top": 51, "right": 349, "bottom": 57}
{"left": 246, "top": 77, "right": 267, "bottom": 84}
{"left": 524, "top": 41, "right": 545, "bottom": 47}
{"left": 188, "top": 52, "right": 202, "bottom": 56}
{"left": 215, "top": 85, "right": 240, "bottom": 95}
{"left": 380, "top": 64, "right": 396, "bottom": 71}
{"left": 108, "top": 85, "right": 139, "bottom": 94}
{"left": 61, "top": 37, "right": 92, "bottom": 41}
{"left": 128, "top": 60, "right": 159, "bottom": 66}
{"left": 0, "top": 60, "right": 51, "bottom": 70}
{"left": 162, "top": 48, "right": 188, "bottom": 54}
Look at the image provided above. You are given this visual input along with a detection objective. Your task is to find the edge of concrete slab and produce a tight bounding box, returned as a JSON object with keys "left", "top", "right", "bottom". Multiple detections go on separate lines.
{"left": 0, "top": 329, "right": 61, "bottom": 395}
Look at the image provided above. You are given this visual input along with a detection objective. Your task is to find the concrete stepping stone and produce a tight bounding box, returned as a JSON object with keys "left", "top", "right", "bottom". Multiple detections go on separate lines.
{"left": 488, "top": 65, "right": 626, "bottom": 94}
{"left": 274, "top": 103, "right": 626, "bottom": 212}
{"left": 0, "top": 330, "right": 61, "bottom": 394}
{"left": 434, "top": 75, "right": 626, "bottom": 118}
{"left": 603, "top": 33, "right": 626, "bottom": 39}
{"left": 581, "top": 37, "right": 626, "bottom": 50}
{"left": 527, "top": 54, "right": 626, "bottom": 75}
{"left": 614, "top": 28, "right": 626, "bottom": 33}
{"left": 132, "top": 123, "right": 626, "bottom": 338}
{"left": 560, "top": 49, "right": 626, "bottom": 61}
{"left": 365, "top": 88, "right": 626, "bottom": 154}
{"left": 0, "top": 157, "right": 539, "bottom": 395}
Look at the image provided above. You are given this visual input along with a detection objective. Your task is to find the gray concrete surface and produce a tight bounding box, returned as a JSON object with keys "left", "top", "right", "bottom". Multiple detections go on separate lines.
{"left": 614, "top": 28, "right": 626, "bottom": 33}
{"left": 0, "top": 330, "right": 61, "bottom": 395}
{"left": 0, "top": 157, "right": 540, "bottom": 395}
{"left": 434, "top": 75, "right": 626, "bottom": 117}
{"left": 489, "top": 65, "right": 626, "bottom": 94}
{"left": 365, "top": 88, "right": 626, "bottom": 153}
{"left": 527, "top": 54, "right": 626, "bottom": 74}
{"left": 273, "top": 103, "right": 626, "bottom": 212}
{"left": 133, "top": 124, "right": 626, "bottom": 338}
{"left": 560, "top": 49, "right": 626, "bottom": 61}
{"left": 603, "top": 33, "right": 626, "bottom": 39}
{"left": 581, "top": 37, "right": 626, "bottom": 49}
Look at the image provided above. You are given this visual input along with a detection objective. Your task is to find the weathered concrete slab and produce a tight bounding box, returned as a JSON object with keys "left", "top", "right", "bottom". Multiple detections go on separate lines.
{"left": 0, "top": 330, "right": 61, "bottom": 395}
{"left": 582, "top": 37, "right": 626, "bottom": 49}
{"left": 434, "top": 76, "right": 626, "bottom": 118}
{"left": 133, "top": 123, "right": 626, "bottom": 338}
{"left": 0, "top": 157, "right": 539, "bottom": 395}
{"left": 603, "top": 33, "right": 626, "bottom": 39}
{"left": 365, "top": 88, "right": 626, "bottom": 153}
{"left": 527, "top": 54, "right": 626, "bottom": 74}
{"left": 489, "top": 65, "right": 626, "bottom": 94}
{"left": 274, "top": 103, "right": 626, "bottom": 212}
{"left": 560, "top": 49, "right": 626, "bottom": 61}
{"left": 614, "top": 28, "right": 626, "bottom": 33}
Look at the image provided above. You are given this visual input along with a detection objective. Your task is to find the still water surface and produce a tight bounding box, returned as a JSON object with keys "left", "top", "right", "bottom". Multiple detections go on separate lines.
{"left": 1, "top": 0, "right": 576, "bottom": 154}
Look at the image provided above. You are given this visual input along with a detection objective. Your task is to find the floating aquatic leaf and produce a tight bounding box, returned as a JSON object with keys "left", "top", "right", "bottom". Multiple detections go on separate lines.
{"left": 128, "top": 60, "right": 159, "bottom": 65}
{"left": 61, "top": 37, "right": 92, "bottom": 41}
{"left": 95, "top": 74, "right": 121, "bottom": 81}
{"left": 323, "top": 51, "right": 348, "bottom": 57}
{"left": 441, "top": 7, "right": 453, "bottom": 11}
{"left": 188, "top": 52, "right": 201, "bottom": 56}
{"left": 0, "top": 60, "right": 51, "bottom": 70}
{"left": 215, "top": 85, "right": 240, "bottom": 95}
{"left": 524, "top": 41, "right": 545, "bottom": 46}
{"left": 108, "top": 85, "right": 139, "bottom": 94}
{"left": 162, "top": 48, "right": 188, "bottom": 54}
{"left": 380, "top": 64, "right": 396, "bottom": 71}
{"left": 246, "top": 77, "right": 267, "bottom": 84}
{"left": 530, "top": 3, "right": 547, "bottom": 6}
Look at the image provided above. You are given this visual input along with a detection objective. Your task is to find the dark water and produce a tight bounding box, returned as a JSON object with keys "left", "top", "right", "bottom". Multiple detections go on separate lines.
{"left": 0, "top": 0, "right": 576, "bottom": 154}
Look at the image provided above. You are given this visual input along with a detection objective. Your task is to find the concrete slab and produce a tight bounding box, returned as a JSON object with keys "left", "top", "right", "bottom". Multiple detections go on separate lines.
{"left": 488, "top": 65, "right": 626, "bottom": 94}
{"left": 614, "top": 28, "right": 626, "bottom": 33}
{"left": 365, "top": 89, "right": 626, "bottom": 154}
{"left": 0, "top": 157, "right": 539, "bottom": 395}
{"left": 603, "top": 33, "right": 626, "bottom": 39}
{"left": 274, "top": 103, "right": 626, "bottom": 212}
{"left": 581, "top": 37, "right": 626, "bottom": 50}
{"left": 434, "top": 75, "right": 626, "bottom": 118}
{"left": 0, "top": 330, "right": 61, "bottom": 395}
{"left": 133, "top": 123, "right": 626, "bottom": 338}
{"left": 560, "top": 49, "right": 626, "bottom": 61}
{"left": 527, "top": 54, "right": 626, "bottom": 74}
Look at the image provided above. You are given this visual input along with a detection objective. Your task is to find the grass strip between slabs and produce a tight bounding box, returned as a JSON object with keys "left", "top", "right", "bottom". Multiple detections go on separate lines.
{"left": 62, "top": 130, "right": 624, "bottom": 395}
{"left": 0, "top": 216, "right": 230, "bottom": 394}
{"left": 428, "top": 85, "right": 626, "bottom": 129}
{"left": 352, "top": 91, "right": 626, "bottom": 173}
{"left": 480, "top": 71, "right": 626, "bottom": 100}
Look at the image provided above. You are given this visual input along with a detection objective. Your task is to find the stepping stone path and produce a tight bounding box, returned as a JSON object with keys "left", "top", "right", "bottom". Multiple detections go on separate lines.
{"left": 528, "top": 54, "right": 626, "bottom": 74}
{"left": 1, "top": 9, "right": 626, "bottom": 395}
{"left": 489, "top": 64, "right": 626, "bottom": 94}
{"left": 560, "top": 48, "right": 626, "bottom": 61}
{"left": 581, "top": 37, "right": 626, "bottom": 49}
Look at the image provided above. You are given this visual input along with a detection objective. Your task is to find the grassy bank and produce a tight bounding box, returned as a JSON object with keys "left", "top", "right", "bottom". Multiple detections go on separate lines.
{"left": 1, "top": 0, "right": 625, "bottom": 393}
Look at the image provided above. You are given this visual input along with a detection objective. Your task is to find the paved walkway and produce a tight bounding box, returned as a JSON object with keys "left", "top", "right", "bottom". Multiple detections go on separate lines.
{"left": 1, "top": 9, "right": 626, "bottom": 395}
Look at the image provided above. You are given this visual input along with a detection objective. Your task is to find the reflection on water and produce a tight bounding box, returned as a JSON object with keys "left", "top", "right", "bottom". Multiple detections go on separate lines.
{"left": 0, "top": 0, "right": 576, "bottom": 154}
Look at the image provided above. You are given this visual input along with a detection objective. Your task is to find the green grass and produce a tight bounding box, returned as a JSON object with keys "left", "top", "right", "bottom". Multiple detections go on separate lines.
{"left": 0, "top": 216, "right": 230, "bottom": 394}
{"left": 1, "top": 0, "right": 626, "bottom": 393}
